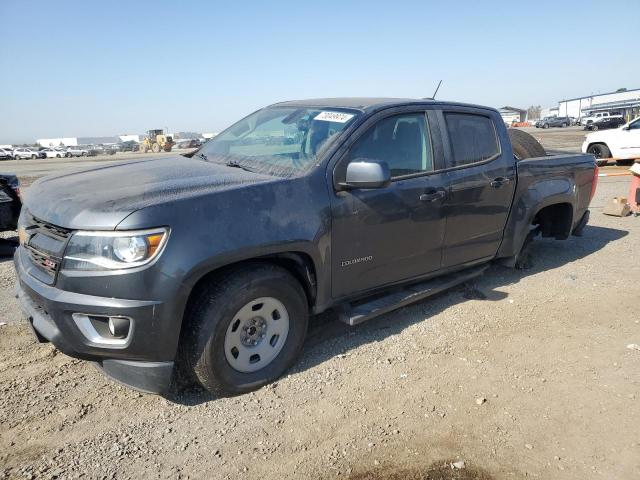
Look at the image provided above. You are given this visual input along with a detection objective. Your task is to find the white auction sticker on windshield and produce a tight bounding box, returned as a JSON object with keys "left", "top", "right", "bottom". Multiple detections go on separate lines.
{"left": 314, "top": 111, "right": 355, "bottom": 123}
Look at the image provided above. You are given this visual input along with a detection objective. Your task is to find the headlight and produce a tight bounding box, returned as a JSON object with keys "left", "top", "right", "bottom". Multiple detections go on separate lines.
{"left": 62, "top": 228, "right": 169, "bottom": 271}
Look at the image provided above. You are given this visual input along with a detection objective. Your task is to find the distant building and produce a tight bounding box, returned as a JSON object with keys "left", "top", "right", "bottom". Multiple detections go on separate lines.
{"left": 498, "top": 106, "right": 527, "bottom": 124}
{"left": 36, "top": 134, "right": 141, "bottom": 147}
{"left": 557, "top": 88, "right": 640, "bottom": 121}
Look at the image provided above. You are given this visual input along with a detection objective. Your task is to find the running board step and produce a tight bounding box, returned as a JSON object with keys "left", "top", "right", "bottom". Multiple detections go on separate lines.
{"left": 337, "top": 265, "right": 489, "bottom": 326}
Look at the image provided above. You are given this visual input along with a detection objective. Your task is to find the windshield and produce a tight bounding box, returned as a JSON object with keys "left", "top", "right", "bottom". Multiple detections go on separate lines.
{"left": 196, "top": 106, "right": 360, "bottom": 176}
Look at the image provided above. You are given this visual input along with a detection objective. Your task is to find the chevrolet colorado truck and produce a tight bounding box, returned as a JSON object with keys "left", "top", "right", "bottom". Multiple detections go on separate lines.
{"left": 14, "top": 98, "right": 598, "bottom": 396}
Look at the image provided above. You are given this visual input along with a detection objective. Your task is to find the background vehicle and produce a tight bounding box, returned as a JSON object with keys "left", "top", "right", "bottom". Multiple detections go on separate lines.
{"left": 534, "top": 117, "right": 555, "bottom": 128}
{"left": 583, "top": 116, "right": 640, "bottom": 166}
{"left": 139, "top": 129, "right": 174, "bottom": 153}
{"left": 538, "top": 116, "right": 571, "bottom": 128}
{"left": 64, "top": 146, "right": 88, "bottom": 157}
{"left": 120, "top": 141, "right": 139, "bottom": 152}
{"left": 13, "top": 148, "right": 45, "bottom": 160}
{"left": 0, "top": 148, "right": 14, "bottom": 160}
{"left": 579, "top": 111, "right": 623, "bottom": 126}
{"left": 584, "top": 117, "right": 626, "bottom": 131}
{"left": 41, "top": 148, "right": 65, "bottom": 158}
{"left": 15, "top": 98, "right": 597, "bottom": 397}
{"left": 0, "top": 173, "right": 21, "bottom": 232}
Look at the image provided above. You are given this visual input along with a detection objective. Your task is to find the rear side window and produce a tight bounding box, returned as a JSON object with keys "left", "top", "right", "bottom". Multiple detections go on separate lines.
{"left": 444, "top": 113, "right": 500, "bottom": 167}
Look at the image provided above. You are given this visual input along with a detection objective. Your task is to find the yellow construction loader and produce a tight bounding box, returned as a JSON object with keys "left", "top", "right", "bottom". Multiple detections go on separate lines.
{"left": 139, "top": 129, "right": 174, "bottom": 153}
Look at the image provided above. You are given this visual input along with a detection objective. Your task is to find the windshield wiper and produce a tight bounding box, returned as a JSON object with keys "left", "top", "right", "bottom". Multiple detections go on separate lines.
{"left": 196, "top": 152, "right": 208, "bottom": 161}
{"left": 225, "top": 160, "right": 254, "bottom": 172}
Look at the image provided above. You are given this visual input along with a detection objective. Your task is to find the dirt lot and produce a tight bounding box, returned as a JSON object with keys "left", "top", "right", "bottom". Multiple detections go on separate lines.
{"left": 1, "top": 129, "right": 639, "bottom": 479}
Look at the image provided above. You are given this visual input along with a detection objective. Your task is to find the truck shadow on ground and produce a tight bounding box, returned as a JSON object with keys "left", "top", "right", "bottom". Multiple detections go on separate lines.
{"left": 347, "top": 459, "right": 494, "bottom": 480}
{"left": 163, "top": 224, "right": 627, "bottom": 405}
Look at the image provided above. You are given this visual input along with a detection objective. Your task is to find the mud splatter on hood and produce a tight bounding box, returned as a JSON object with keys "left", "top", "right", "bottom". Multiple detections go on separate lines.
{"left": 24, "top": 156, "right": 275, "bottom": 230}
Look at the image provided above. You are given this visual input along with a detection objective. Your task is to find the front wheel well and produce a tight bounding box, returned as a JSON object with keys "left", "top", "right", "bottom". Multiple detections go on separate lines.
{"left": 532, "top": 203, "right": 574, "bottom": 239}
{"left": 184, "top": 253, "right": 317, "bottom": 315}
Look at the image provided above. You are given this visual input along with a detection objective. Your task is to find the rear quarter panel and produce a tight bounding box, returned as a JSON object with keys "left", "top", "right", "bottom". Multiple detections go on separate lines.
{"left": 496, "top": 153, "right": 595, "bottom": 259}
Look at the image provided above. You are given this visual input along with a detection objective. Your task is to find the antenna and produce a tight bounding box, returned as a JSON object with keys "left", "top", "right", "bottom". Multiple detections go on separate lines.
{"left": 432, "top": 80, "right": 443, "bottom": 99}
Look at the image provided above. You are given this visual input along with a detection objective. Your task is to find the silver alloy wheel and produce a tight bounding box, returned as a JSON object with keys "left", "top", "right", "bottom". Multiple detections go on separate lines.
{"left": 224, "top": 297, "right": 290, "bottom": 373}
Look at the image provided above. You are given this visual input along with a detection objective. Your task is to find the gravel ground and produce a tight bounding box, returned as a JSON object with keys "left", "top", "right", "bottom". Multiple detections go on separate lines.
{"left": 1, "top": 131, "right": 639, "bottom": 479}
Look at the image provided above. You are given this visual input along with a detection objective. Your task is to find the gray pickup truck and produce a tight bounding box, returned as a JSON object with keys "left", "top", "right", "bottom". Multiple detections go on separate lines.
{"left": 14, "top": 98, "right": 598, "bottom": 396}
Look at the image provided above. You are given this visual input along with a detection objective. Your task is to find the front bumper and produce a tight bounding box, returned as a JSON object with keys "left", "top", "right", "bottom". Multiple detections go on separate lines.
{"left": 14, "top": 247, "right": 175, "bottom": 394}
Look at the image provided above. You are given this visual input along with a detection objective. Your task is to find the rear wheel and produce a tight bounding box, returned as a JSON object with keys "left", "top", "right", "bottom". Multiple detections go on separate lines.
{"left": 508, "top": 129, "right": 546, "bottom": 160}
{"left": 591, "top": 125, "right": 599, "bottom": 131}
{"left": 183, "top": 264, "right": 309, "bottom": 396}
{"left": 31, "top": 154, "right": 36, "bottom": 159}
{"left": 587, "top": 144, "right": 611, "bottom": 167}
{"left": 65, "top": 152, "right": 71, "bottom": 158}
{"left": 151, "top": 143, "right": 161, "bottom": 153}
{"left": 543, "top": 123, "right": 549, "bottom": 129}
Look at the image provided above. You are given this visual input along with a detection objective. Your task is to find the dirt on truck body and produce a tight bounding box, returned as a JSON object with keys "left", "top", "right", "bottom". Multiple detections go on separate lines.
{"left": 13, "top": 98, "right": 598, "bottom": 398}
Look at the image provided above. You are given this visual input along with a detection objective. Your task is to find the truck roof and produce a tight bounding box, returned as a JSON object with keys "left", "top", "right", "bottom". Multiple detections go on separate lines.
{"left": 271, "top": 97, "right": 497, "bottom": 113}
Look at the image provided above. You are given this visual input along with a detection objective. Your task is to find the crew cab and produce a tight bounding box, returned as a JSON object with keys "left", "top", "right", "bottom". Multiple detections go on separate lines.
{"left": 579, "top": 111, "right": 623, "bottom": 126}
{"left": 583, "top": 116, "right": 640, "bottom": 166}
{"left": 14, "top": 98, "right": 598, "bottom": 396}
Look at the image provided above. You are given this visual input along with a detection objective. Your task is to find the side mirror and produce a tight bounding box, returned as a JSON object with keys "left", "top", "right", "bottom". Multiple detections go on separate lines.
{"left": 342, "top": 160, "right": 391, "bottom": 190}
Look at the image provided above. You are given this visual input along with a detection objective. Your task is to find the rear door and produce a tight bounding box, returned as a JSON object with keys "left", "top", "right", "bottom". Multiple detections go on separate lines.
{"left": 330, "top": 108, "right": 448, "bottom": 298}
{"left": 437, "top": 108, "right": 516, "bottom": 268}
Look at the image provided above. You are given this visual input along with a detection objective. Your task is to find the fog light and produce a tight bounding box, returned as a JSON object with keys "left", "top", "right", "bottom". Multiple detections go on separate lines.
{"left": 108, "top": 317, "right": 130, "bottom": 339}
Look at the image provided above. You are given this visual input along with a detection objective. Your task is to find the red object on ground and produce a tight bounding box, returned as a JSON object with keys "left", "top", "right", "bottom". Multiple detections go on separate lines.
{"left": 628, "top": 172, "right": 640, "bottom": 213}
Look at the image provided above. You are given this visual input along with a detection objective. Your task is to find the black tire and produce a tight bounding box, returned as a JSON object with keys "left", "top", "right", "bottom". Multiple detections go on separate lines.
{"left": 56, "top": 154, "right": 61, "bottom": 158}
{"left": 615, "top": 159, "right": 635, "bottom": 166}
{"left": 182, "top": 264, "right": 309, "bottom": 397}
{"left": 587, "top": 143, "right": 611, "bottom": 164}
{"left": 65, "top": 152, "right": 71, "bottom": 158}
{"left": 543, "top": 123, "right": 549, "bottom": 129}
{"left": 591, "top": 125, "right": 599, "bottom": 131}
{"left": 31, "top": 154, "right": 36, "bottom": 159}
{"left": 562, "top": 123, "right": 568, "bottom": 128}
{"left": 508, "top": 129, "right": 546, "bottom": 160}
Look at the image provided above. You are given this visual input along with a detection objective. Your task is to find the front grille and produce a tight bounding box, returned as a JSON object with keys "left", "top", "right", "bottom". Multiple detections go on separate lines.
{"left": 24, "top": 214, "right": 72, "bottom": 282}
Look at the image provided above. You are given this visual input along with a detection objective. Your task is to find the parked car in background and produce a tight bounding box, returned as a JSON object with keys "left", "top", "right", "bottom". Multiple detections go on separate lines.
{"left": 13, "top": 148, "right": 45, "bottom": 160}
{"left": 568, "top": 116, "right": 578, "bottom": 126}
{"left": 174, "top": 139, "right": 203, "bottom": 149}
{"left": 64, "top": 146, "right": 88, "bottom": 157}
{"left": 41, "top": 148, "right": 66, "bottom": 158}
{"left": 0, "top": 148, "right": 14, "bottom": 160}
{"left": 584, "top": 117, "right": 626, "bottom": 131}
{"left": 537, "top": 117, "right": 571, "bottom": 129}
{"left": 583, "top": 116, "right": 640, "bottom": 166}
{"left": 0, "top": 174, "right": 21, "bottom": 233}
{"left": 119, "top": 141, "right": 139, "bottom": 152}
{"left": 579, "top": 112, "right": 623, "bottom": 126}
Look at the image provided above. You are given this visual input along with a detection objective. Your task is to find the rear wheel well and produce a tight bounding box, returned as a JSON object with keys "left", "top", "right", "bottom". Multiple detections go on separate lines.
{"left": 532, "top": 203, "right": 573, "bottom": 239}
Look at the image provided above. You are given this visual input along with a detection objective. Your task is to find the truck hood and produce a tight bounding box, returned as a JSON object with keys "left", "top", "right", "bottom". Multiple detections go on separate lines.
{"left": 24, "top": 156, "right": 275, "bottom": 229}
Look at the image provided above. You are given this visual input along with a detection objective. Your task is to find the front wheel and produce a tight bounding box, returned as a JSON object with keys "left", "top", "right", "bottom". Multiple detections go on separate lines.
{"left": 587, "top": 143, "right": 611, "bottom": 164}
{"left": 183, "top": 264, "right": 309, "bottom": 396}
{"left": 543, "top": 123, "right": 549, "bottom": 129}
{"left": 591, "top": 125, "right": 599, "bottom": 131}
{"left": 31, "top": 154, "right": 36, "bottom": 159}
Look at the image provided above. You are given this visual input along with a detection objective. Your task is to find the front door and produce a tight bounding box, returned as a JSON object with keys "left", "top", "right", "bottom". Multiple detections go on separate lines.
{"left": 330, "top": 111, "right": 448, "bottom": 299}
{"left": 619, "top": 117, "right": 640, "bottom": 157}
{"left": 438, "top": 109, "right": 516, "bottom": 268}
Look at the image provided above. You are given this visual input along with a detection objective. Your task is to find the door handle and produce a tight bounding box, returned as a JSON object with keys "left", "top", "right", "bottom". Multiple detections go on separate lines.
{"left": 419, "top": 190, "right": 446, "bottom": 202}
{"left": 490, "top": 177, "right": 511, "bottom": 188}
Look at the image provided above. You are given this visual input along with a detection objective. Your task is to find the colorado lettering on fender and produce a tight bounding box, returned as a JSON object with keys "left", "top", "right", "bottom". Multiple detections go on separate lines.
{"left": 341, "top": 255, "right": 373, "bottom": 267}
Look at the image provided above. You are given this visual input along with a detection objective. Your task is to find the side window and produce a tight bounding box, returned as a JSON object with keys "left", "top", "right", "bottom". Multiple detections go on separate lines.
{"left": 628, "top": 119, "right": 640, "bottom": 130}
{"left": 347, "top": 113, "right": 433, "bottom": 178}
{"left": 444, "top": 113, "right": 500, "bottom": 167}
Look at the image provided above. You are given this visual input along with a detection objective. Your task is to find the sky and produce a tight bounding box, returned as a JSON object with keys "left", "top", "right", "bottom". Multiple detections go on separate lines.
{"left": 1, "top": 0, "right": 638, "bottom": 144}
